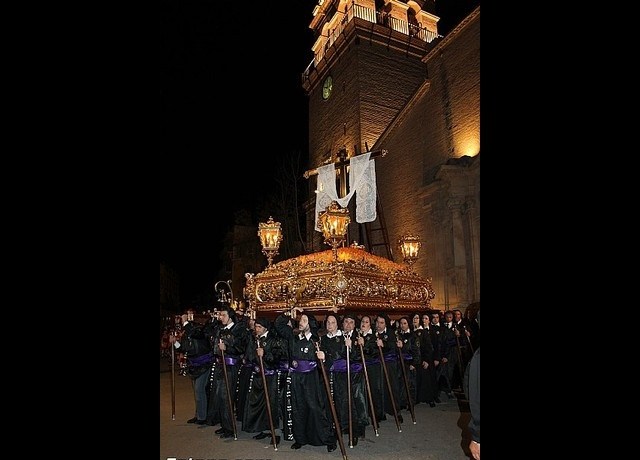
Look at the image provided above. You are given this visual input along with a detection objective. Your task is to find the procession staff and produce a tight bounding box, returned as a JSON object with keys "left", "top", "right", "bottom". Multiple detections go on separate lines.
{"left": 355, "top": 328, "right": 379, "bottom": 436}
{"left": 219, "top": 339, "right": 237, "bottom": 440}
{"left": 340, "top": 313, "right": 369, "bottom": 447}
{"left": 257, "top": 339, "right": 278, "bottom": 450}
{"left": 346, "top": 333, "right": 353, "bottom": 448}
{"left": 241, "top": 317, "right": 283, "bottom": 448}
{"left": 395, "top": 318, "right": 417, "bottom": 424}
{"left": 359, "top": 315, "right": 386, "bottom": 425}
{"left": 314, "top": 340, "right": 348, "bottom": 460}
{"left": 375, "top": 314, "right": 402, "bottom": 432}
{"left": 376, "top": 338, "right": 402, "bottom": 432}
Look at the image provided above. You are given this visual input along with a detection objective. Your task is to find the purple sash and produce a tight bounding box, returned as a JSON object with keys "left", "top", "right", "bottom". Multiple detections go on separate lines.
{"left": 289, "top": 359, "right": 317, "bottom": 373}
{"left": 254, "top": 365, "right": 276, "bottom": 376}
{"left": 188, "top": 353, "right": 213, "bottom": 366}
{"left": 330, "top": 359, "right": 363, "bottom": 373}
{"left": 383, "top": 352, "right": 398, "bottom": 363}
{"left": 216, "top": 356, "right": 239, "bottom": 366}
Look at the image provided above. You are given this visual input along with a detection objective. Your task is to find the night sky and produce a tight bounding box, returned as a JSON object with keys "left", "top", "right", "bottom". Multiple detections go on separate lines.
{"left": 160, "top": 0, "right": 480, "bottom": 306}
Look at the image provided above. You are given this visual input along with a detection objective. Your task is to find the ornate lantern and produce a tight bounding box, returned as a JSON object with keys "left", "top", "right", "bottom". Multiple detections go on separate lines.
{"left": 258, "top": 216, "right": 283, "bottom": 267}
{"left": 398, "top": 233, "right": 422, "bottom": 267}
{"left": 317, "top": 201, "right": 350, "bottom": 259}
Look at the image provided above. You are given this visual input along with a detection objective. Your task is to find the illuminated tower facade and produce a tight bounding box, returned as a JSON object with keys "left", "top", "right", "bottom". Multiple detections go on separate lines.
{"left": 303, "top": 1, "right": 480, "bottom": 312}
{"left": 303, "top": 0, "right": 439, "bottom": 168}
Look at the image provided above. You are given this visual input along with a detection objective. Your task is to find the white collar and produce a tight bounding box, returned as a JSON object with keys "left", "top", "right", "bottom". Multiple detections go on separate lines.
{"left": 299, "top": 331, "right": 312, "bottom": 340}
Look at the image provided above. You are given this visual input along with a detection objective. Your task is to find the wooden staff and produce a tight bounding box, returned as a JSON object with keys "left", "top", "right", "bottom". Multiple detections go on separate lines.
{"left": 395, "top": 331, "right": 416, "bottom": 424}
{"left": 219, "top": 339, "right": 238, "bottom": 440}
{"left": 463, "top": 325, "right": 475, "bottom": 353}
{"left": 313, "top": 341, "right": 348, "bottom": 460}
{"left": 257, "top": 340, "right": 278, "bottom": 451}
{"left": 454, "top": 331, "right": 466, "bottom": 385}
{"left": 170, "top": 332, "right": 176, "bottom": 420}
{"left": 346, "top": 337, "right": 353, "bottom": 448}
{"left": 355, "top": 331, "right": 378, "bottom": 436}
{"left": 376, "top": 339, "right": 402, "bottom": 432}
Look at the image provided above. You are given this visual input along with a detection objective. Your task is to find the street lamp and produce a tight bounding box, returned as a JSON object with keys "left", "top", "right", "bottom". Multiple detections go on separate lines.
{"left": 398, "top": 233, "right": 422, "bottom": 267}
{"left": 258, "top": 216, "right": 283, "bottom": 267}
{"left": 318, "top": 200, "right": 350, "bottom": 260}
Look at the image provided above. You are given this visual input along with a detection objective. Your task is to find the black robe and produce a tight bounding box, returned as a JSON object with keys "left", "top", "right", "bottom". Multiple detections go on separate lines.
{"left": 321, "top": 331, "right": 370, "bottom": 438}
{"left": 275, "top": 314, "right": 336, "bottom": 447}
{"left": 241, "top": 331, "right": 283, "bottom": 434}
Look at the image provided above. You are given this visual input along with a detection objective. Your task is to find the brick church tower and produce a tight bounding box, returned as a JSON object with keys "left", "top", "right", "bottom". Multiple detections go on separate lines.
{"left": 301, "top": 0, "right": 480, "bottom": 312}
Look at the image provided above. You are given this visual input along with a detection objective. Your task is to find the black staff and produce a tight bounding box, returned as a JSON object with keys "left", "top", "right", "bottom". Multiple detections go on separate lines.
{"left": 346, "top": 336, "right": 353, "bottom": 448}
{"left": 395, "top": 331, "right": 416, "bottom": 424}
{"left": 257, "top": 341, "right": 278, "bottom": 451}
{"left": 219, "top": 339, "right": 238, "bottom": 440}
{"left": 463, "top": 325, "right": 475, "bottom": 353}
{"left": 314, "top": 341, "right": 348, "bottom": 460}
{"left": 354, "top": 330, "right": 378, "bottom": 436}
{"left": 376, "top": 339, "right": 402, "bottom": 432}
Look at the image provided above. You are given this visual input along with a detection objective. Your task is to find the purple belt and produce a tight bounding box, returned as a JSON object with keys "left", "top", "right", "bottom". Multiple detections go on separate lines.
{"left": 253, "top": 365, "right": 276, "bottom": 376}
{"left": 383, "top": 352, "right": 398, "bottom": 363}
{"left": 330, "top": 359, "right": 363, "bottom": 373}
{"left": 277, "top": 362, "right": 290, "bottom": 371}
{"left": 402, "top": 353, "right": 413, "bottom": 361}
{"left": 216, "top": 356, "right": 239, "bottom": 366}
{"left": 188, "top": 353, "right": 213, "bottom": 366}
{"left": 289, "top": 359, "right": 317, "bottom": 373}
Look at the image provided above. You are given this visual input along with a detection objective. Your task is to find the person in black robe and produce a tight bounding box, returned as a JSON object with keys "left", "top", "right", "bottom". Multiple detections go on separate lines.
{"left": 359, "top": 314, "right": 386, "bottom": 423}
{"left": 241, "top": 317, "right": 283, "bottom": 445}
{"left": 210, "top": 306, "right": 248, "bottom": 438}
{"left": 375, "top": 312, "right": 404, "bottom": 424}
{"left": 169, "top": 308, "right": 215, "bottom": 425}
{"left": 340, "top": 313, "right": 369, "bottom": 445}
{"left": 275, "top": 309, "right": 337, "bottom": 452}
{"left": 396, "top": 316, "right": 421, "bottom": 412}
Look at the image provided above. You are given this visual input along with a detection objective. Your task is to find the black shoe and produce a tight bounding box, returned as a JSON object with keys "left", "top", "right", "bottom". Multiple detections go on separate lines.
{"left": 352, "top": 437, "right": 358, "bottom": 446}
{"left": 274, "top": 435, "right": 280, "bottom": 446}
{"left": 215, "top": 427, "right": 226, "bottom": 434}
{"left": 291, "top": 442, "right": 303, "bottom": 449}
{"left": 187, "top": 417, "right": 198, "bottom": 424}
{"left": 220, "top": 430, "right": 234, "bottom": 438}
{"left": 253, "top": 432, "right": 269, "bottom": 440}
{"left": 397, "top": 414, "right": 404, "bottom": 424}
{"left": 195, "top": 419, "right": 207, "bottom": 425}
{"left": 434, "top": 397, "right": 441, "bottom": 403}
{"left": 327, "top": 444, "right": 337, "bottom": 452}
{"left": 429, "top": 401, "right": 436, "bottom": 408}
